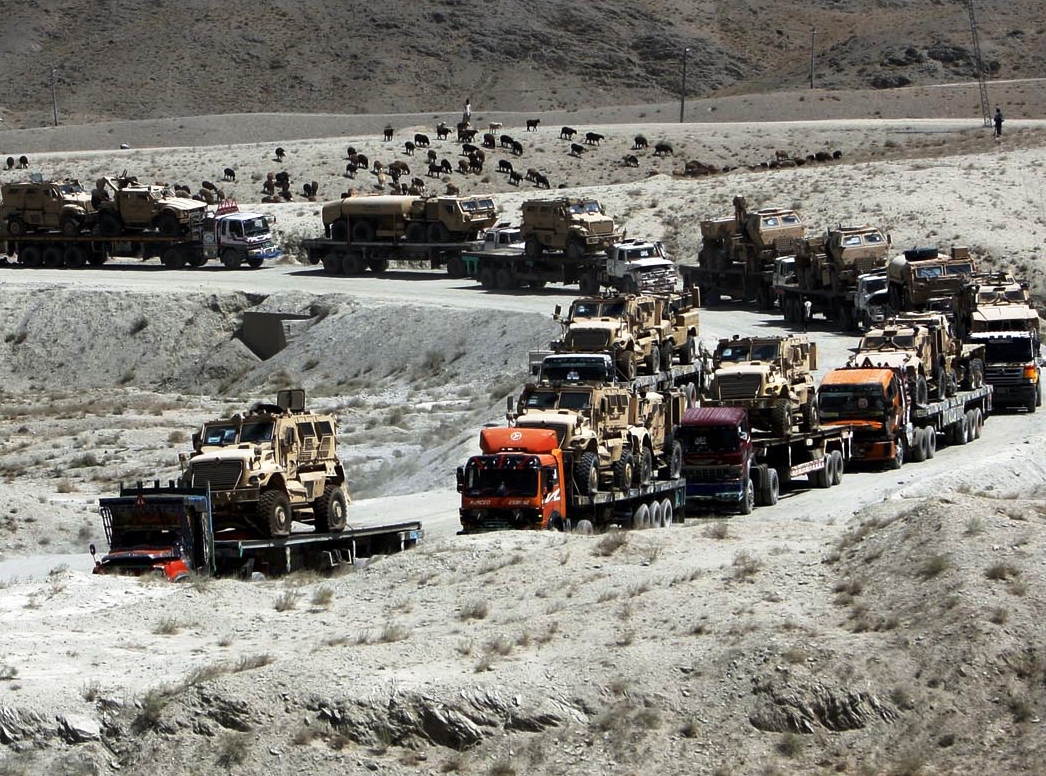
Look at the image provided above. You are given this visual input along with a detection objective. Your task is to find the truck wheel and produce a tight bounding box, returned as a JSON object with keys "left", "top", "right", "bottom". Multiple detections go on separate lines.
{"left": 971, "top": 408, "right": 983, "bottom": 439}
{"left": 665, "top": 439, "right": 683, "bottom": 479}
{"left": 1028, "top": 390, "right": 1039, "bottom": 414}
{"left": 616, "top": 351, "right": 638, "bottom": 381}
{"left": 574, "top": 452, "right": 600, "bottom": 496}
{"left": 64, "top": 245, "right": 87, "bottom": 268}
{"left": 41, "top": 246, "right": 63, "bottom": 267}
{"left": 494, "top": 266, "right": 515, "bottom": 289}
{"left": 478, "top": 265, "right": 496, "bottom": 289}
{"left": 801, "top": 394, "right": 818, "bottom": 431}
{"left": 330, "top": 219, "right": 348, "bottom": 242}
{"left": 647, "top": 500, "right": 662, "bottom": 529}
{"left": 321, "top": 255, "right": 341, "bottom": 274}
{"left": 829, "top": 450, "right": 844, "bottom": 485}
{"left": 246, "top": 255, "right": 264, "bottom": 269}
{"left": 60, "top": 217, "right": 81, "bottom": 237}
{"left": 342, "top": 254, "right": 366, "bottom": 274}
{"left": 925, "top": 430, "right": 936, "bottom": 459}
{"left": 446, "top": 256, "right": 466, "bottom": 278}
{"left": 645, "top": 345, "right": 660, "bottom": 374}
{"left": 427, "top": 222, "right": 451, "bottom": 243}
{"left": 524, "top": 235, "right": 542, "bottom": 259}
{"left": 613, "top": 453, "right": 634, "bottom": 490}
{"left": 578, "top": 271, "right": 600, "bottom": 295}
{"left": 660, "top": 342, "right": 674, "bottom": 371}
{"left": 910, "top": 427, "right": 928, "bottom": 463}
{"left": 156, "top": 212, "right": 180, "bottom": 237}
{"left": 631, "top": 503, "right": 650, "bottom": 530}
{"left": 812, "top": 454, "right": 831, "bottom": 488}
{"left": 679, "top": 335, "right": 696, "bottom": 365}
{"left": 1037, "top": 379, "right": 1042, "bottom": 408}
{"left": 221, "top": 249, "right": 243, "bottom": 269}
{"left": 659, "top": 499, "right": 674, "bottom": 528}
{"left": 566, "top": 238, "right": 586, "bottom": 261}
{"left": 738, "top": 481, "right": 755, "bottom": 515}
{"left": 528, "top": 280, "right": 547, "bottom": 289}
{"left": 405, "top": 222, "right": 427, "bottom": 243}
{"left": 313, "top": 485, "right": 348, "bottom": 533}
{"left": 87, "top": 252, "right": 107, "bottom": 266}
{"left": 351, "top": 220, "right": 375, "bottom": 242}
{"left": 638, "top": 447, "right": 653, "bottom": 485}
{"left": 965, "top": 410, "right": 978, "bottom": 443}
{"left": 953, "top": 414, "right": 970, "bottom": 446}
{"left": 367, "top": 258, "right": 389, "bottom": 273}
{"left": 889, "top": 439, "right": 905, "bottom": 470}
{"left": 6, "top": 217, "right": 25, "bottom": 236}
{"left": 761, "top": 467, "right": 780, "bottom": 505}
{"left": 19, "top": 244, "right": 41, "bottom": 267}
{"left": 259, "top": 489, "right": 292, "bottom": 537}
{"left": 163, "top": 246, "right": 188, "bottom": 270}
{"left": 770, "top": 399, "right": 793, "bottom": 437}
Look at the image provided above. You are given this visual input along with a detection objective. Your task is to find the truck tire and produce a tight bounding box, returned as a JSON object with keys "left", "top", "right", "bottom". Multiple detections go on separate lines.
{"left": 647, "top": 500, "right": 662, "bottom": 529}
{"left": 679, "top": 335, "right": 696, "bottom": 365}
{"left": 761, "top": 467, "right": 780, "bottom": 506}
{"left": 965, "top": 410, "right": 978, "bottom": 443}
{"left": 829, "top": 450, "right": 844, "bottom": 485}
{"left": 659, "top": 499, "right": 674, "bottom": 528}
{"left": 351, "top": 220, "right": 375, "bottom": 242}
{"left": 313, "top": 484, "right": 348, "bottom": 533}
{"left": 41, "top": 246, "right": 63, "bottom": 267}
{"left": 221, "top": 248, "right": 243, "bottom": 269}
{"left": 616, "top": 351, "right": 638, "bottom": 381}
{"left": 889, "top": 439, "right": 904, "bottom": 470}
{"left": 164, "top": 246, "right": 188, "bottom": 270}
{"left": 578, "top": 271, "right": 600, "bottom": 295}
{"left": 524, "top": 235, "right": 542, "bottom": 259}
{"left": 645, "top": 345, "right": 660, "bottom": 375}
{"left": 329, "top": 219, "right": 348, "bottom": 242}
{"left": 64, "top": 245, "right": 87, "bottom": 268}
{"left": 1028, "top": 389, "right": 1038, "bottom": 414}
{"left": 478, "top": 265, "right": 496, "bottom": 289}
{"left": 925, "top": 429, "right": 936, "bottom": 459}
{"left": 18, "top": 244, "right": 40, "bottom": 266}
{"left": 631, "top": 503, "right": 651, "bottom": 529}
{"left": 574, "top": 452, "right": 600, "bottom": 496}
{"left": 367, "top": 258, "right": 389, "bottom": 273}
{"left": 156, "top": 211, "right": 180, "bottom": 237}
{"left": 87, "top": 252, "right": 107, "bottom": 267}
{"left": 613, "top": 453, "right": 634, "bottom": 490}
{"left": 446, "top": 255, "right": 466, "bottom": 278}
{"left": 97, "top": 211, "right": 122, "bottom": 237}
{"left": 60, "top": 217, "right": 81, "bottom": 237}
{"left": 259, "top": 489, "right": 292, "bottom": 537}
{"left": 6, "top": 217, "right": 25, "bottom": 236}
{"left": 246, "top": 254, "right": 264, "bottom": 269}
{"left": 664, "top": 438, "right": 683, "bottom": 479}
{"left": 756, "top": 285, "right": 773, "bottom": 311}
{"left": 566, "top": 238, "right": 586, "bottom": 261}
{"left": 971, "top": 408, "right": 983, "bottom": 439}
{"left": 953, "top": 414, "right": 970, "bottom": 446}
{"left": 910, "top": 427, "right": 928, "bottom": 463}
{"left": 427, "top": 222, "right": 451, "bottom": 243}
{"left": 342, "top": 254, "right": 366, "bottom": 274}
{"left": 660, "top": 343, "right": 674, "bottom": 371}
{"left": 738, "top": 480, "right": 755, "bottom": 515}
{"left": 770, "top": 399, "right": 793, "bottom": 437}
{"left": 321, "top": 254, "right": 342, "bottom": 274}
{"left": 494, "top": 266, "right": 515, "bottom": 289}
{"left": 405, "top": 222, "right": 427, "bottom": 243}
{"left": 574, "top": 519, "right": 594, "bottom": 535}
{"left": 800, "top": 394, "right": 818, "bottom": 431}
{"left": 811, "top": 455, "right": 831, "bottom": 488}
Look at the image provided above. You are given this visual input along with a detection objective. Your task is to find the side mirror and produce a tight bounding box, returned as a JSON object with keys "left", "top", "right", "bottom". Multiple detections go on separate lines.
{"left": 455, "top": 467, "right": 465, "bottom": 493}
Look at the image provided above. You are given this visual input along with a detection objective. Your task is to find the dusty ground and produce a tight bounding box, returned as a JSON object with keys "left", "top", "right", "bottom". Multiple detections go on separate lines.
{"left": 0, "top": 88, "right": 1045, "bottom": 774}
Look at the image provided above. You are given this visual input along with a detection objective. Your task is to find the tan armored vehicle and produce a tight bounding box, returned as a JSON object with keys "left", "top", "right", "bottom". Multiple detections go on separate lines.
{"left": 1, "top": 178, "right": 96, "bottom": 236}
{"left": 886, "top": 246, "right": 976, "bottom": 312}
{"left": 510, "top": 380, "right": 685, "bottom": 493}
{"left": 322, "top": 194, "right": 497, "bottom": 243}
{"left": 707, "top": 335, "right": 818, "bottom": 436}
{"left": 955, "top": 272, "right": 1040, "bottom": 337}
{"left": 795, "top": 225, "right": 890, "bottom": 292}
{"left": 849, "top": 312, "right": 983, "bottom": 403}
{"left": 521, "top": 197, "right": 622, "bottom": 260}
{"left": 93, "top": 176, "right": 207, "bottom": 237}
{"left": 553, "top": 294, "right": 671, "bottom": 379}
{"left": 178, "top": 389, "right": 349, "bottom": 538}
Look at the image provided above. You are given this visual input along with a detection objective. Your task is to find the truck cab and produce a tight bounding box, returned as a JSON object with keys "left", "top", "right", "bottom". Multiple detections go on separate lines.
{"left": 855, "top": 271, "right": 889, "bottom": 330}
{"left": 818, "top": 366, "right": 908, "bottom": 467}
{"left": 202, "top": 201, "right": 281, "bottom": 268}
{"left": 604, "top": 239, "right": 682, "bottom": 294}
{"left": 966, "top": 330, "right": 1042, "bottom": 412}
{"left": 676, "top": 406, "right": 755, "bottom": 511}
{"left": 475, "top": 223, "right": 524, "bottom": 252}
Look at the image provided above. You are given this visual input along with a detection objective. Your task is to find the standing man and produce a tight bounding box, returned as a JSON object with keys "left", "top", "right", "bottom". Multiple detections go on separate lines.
{"left": 463, "top": 98, "right": 472, "bottom": 126}
{"left": 994, "top": 107, "right": 1004, "bottom": 139}
{"left": 802, "top": 297, "right": 812, "bottom": 333}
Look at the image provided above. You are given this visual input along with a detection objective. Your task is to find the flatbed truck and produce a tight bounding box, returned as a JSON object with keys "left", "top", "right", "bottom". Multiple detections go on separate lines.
{"left": 457, "top": 428, "right": 686, "bottom": 533}
{"left": 818, "top": 365, "right": 993, "bottom": 468}
{"left": 90, "top": 484, "right": 422, "bottom": 580}
{"left": 675, "top": 406, "right": 852, "bottom": 515}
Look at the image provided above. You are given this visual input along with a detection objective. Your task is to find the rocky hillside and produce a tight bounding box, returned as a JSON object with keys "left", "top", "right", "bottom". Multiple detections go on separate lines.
{"left": 0, "top": 0, "right": 1042, "bottom": 126}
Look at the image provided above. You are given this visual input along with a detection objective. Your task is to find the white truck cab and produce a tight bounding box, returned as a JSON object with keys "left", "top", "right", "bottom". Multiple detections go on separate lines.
{"left": 201, "top": 200, "right": 281, "bottom": 268}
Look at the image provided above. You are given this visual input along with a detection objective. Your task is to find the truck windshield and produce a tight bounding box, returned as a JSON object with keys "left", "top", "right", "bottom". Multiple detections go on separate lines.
{"left": 240, "top": 421, "right": 274, "bottom": 443}
{"left": 463, "top": 458, "right": 539, "bottom": 497}
{"left": 541, "top": 360, "right": 610, "bottom": 383}
{"left": 521, "top": 390, "right": 590, "bottom": 410}
{"left": 860, "top": 333, "right": 915, "bottom": 349}
{"left": 818, "top": 385, "right": 886, "bottom": 418}
{"left": 58, "top": 183, "right": 84, "bottom": 195}
{"left": 202, "top": 424, "right": 239, "bottom": 445}
{"left": 677, "top": 425, "right": 741, "bottom": 453}
{"left": 241, "top": 217, "right": 270, "bottom": 236}
{"left": 980, "top": 339, "right": 1035, "bottom": 361}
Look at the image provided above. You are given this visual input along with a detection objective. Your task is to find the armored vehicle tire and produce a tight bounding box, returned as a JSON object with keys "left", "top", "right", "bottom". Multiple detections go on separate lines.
{"left": 738, "top": 481, "right": 755, "bottom": 515}
{"left": 427, "top": 222, "right": 451, "bottom": 243}
{"left": 524, "top": 235, "right": 542, "bottom": 258}
{"left": 909, "top": 375, "right": 928, "bottom": 406}
{"left": 638, "top": 447, "right": 653, "bottom": 485}
{"left": 19, "top": 244, "right": 42, "bottom": 267}
{"left": 631, "top": 503, "right": 651, "bottom": 529}
{"left": 679, "top": 335, "right": 697, "bottom": 365}
{"left": 770, "top": 399, "right": 793, "bottom": 437}
{"left": 98, "top": 211, "right": 122, "bottom": 237}
{"left": 910, "top": 428, "right": 928, "bottom": 463}
{"left": 660, "top": 343, "right": 674, "bottom": 371}
{"left": 41, "top": 246, "right": 63, "bottom": 267}
{"left": 659, "top": 499, "right": 674, "bottom": 528}
{"left": 566, "top": 238, "right": 586, "bottom": 261}
{"left": 329, "top": 219, "right": 348, "bottom": 242}
{"left": 578, "top": 271, "right": 600, "bottom": 295}
{"left": 351, "top": 220, "right": 376, "bottom": 242}
{"left": 665, "top": 438, "right": 683, "bottom": 479}
{"left": 405, "top": 222, "right": 427, "bottom": 243}
{"left": 221, "top": 248, "right": 243, "bottom": 269}
{"left": 613, "top": 453, "right": 635, "bottom": 490}
{"left": 494, "top": 266, "right": 515, "bottom": 289}
{"left": 645, "top": 345, "right": 660, "bottom": 375}
{"left": 574, "top": 452, "right": 600, "bottom": 496}
{"left": 314, "top": 485, "right": 348, "bottom": 533}
{"left": 478, "top": 266, "right": 496, "bottom": 289}
{"left": 829, "top": 450, "right": 844, "bottom": 485}
{"left": 367, "top": 258, "right": 389, "bottom": 273}
{"left": 60, "top": 217, "right": 81, "bottom": 237}
{"left": 889, "top": 439, "right": 904, "bottom": 470}
{"left": 259, "top": 489, "right": 292, "bottom": 537}
{"left": 64, "top": 245, "right": 87, "bottom": 268}
{"left": 6, "top": 217, "right": 26, "bottom": 236}
{"left": 617, "top": 351, "right": 638, "bottom": 381}
{"left": 801, "top": 394, "right": 818, "bottom": 431}
{"left": 156, "top": 212, "right": 181, "bottom": 237}
{"left": 445, "top": 255, "right": 466, "bottom": 278}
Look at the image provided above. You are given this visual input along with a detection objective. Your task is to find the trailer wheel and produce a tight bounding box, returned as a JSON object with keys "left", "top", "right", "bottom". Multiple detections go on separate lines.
{"left": 829, "top": 450, "right": 844, "bottom": 486}
{"left": 528, "top": 280, "right": 547, "bottom": 289}
{"left": 445, "top": 255, "right": 466, "bottom": 278}
{"left": 910, "top": 427, "right": 928, "bottom": 463}
{"left": 163, "top": 246, "right": 188, "bottom": 270}
{"left": 659, "top": 499, "right": 674, "bottom": 527}
{"left": 613, "top": 453, "right": 634, "bottom": 490}
{"left": 761, "top": 467, "right": 780, "bottom": 505}
{"left": 953, "top": 413, "right": 970, "bottom": 446}
{"left": 313, "top": 485, "right": 347, "bottom": 533}
{"left": 321, "top": 254, "right": 342, "bottom": 274}
{"left": 971, "top": 408, "right": 983, "bottom": 439}
{"left": 925, "top": 429, "right": 936, "bottom": 459}
{"left": 647, "top": 500, "right": 662, "bottom": 529}
{"left": 631, "top": 503, "right": 651, "bottom": 530}
{"left": 478, "top": 265, "right": 496, "bottom": 289}
{"left": 342, "top": 254, "right": 366, "bottom": 274}
{"left": 574, "top": 452, "right": 600, "bottom": 496}
{"left": 964, "top": 410, "right": 977, "bottom": 444}
{"left": 19, "top": 244, "right": 42, "bottom": 267}
{"left": 259, "top": 489, "right": 292, "bottom": 537}
{"left": 811, "top": 454, "right": 832, "bottom": 488}
{"left": 494, "top": 266, "right": 515, "bottom": 289}
{"left": 41, "top": 245, "right": 64, "bottom": 267}
{"left": 405, "top": 222, "right": 427, "bottom": 243}
{"left": 221, "top": 248, "right": 242, "bottom": 269}
{"left": 367, "top": 258, "right": 389, "bottom": 273}
{"left": 87, "top": 252, "right": 107, "bottom": 267}
{"left": 64, "top": 245, "right": 87, "bottom": 268}
{"left": 638, "top": 447, "right": 653, "bottom": 486}
{"left": 574, "top": 519, "right": 594, "bottom": 535}
{"left": 738, "top": 481, "right": 755, "bottom": 515}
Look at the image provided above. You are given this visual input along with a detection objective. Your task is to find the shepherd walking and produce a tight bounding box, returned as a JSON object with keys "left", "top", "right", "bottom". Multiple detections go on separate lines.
{"left": 993, "top": 107, "right": 1004, "bottom": 138}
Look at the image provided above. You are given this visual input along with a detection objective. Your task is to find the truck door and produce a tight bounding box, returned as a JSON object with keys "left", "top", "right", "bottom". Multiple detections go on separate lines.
{"left": 24, "top": 186, "right": 44, "bottom": 227}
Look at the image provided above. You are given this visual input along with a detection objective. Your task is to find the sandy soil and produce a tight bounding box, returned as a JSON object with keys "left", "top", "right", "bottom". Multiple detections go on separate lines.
{"left": 0, "top": 91, "right": 1045, "bottom": 774}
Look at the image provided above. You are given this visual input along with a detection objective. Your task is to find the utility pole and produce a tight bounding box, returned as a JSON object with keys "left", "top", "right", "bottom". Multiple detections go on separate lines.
{"left": 50, "top": 67, "right": 59, "bottom": 127}
{"left": 679, "top": 47, "right": 690, "bottom": 123}
{"left": 965, "top": 0, "right": 991, "bottom": 127}
{"left": 809, "top": 27, "right": 817, "bottom": 89}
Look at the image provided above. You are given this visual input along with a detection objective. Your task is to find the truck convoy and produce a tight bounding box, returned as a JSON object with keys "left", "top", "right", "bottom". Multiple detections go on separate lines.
{"left": 177, "top": 390, "right": 349, "bottom": 537}
{"left": 301, "top": 193, "right": 498, "bottom": 276}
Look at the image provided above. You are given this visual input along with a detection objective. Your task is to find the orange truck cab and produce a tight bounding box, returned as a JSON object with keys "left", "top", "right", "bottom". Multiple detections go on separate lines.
{"left": 818, "top": 366, "right": 909, "bottom": 467}
{"left": 457, "top": 428, "right": 568, "bottom": 532}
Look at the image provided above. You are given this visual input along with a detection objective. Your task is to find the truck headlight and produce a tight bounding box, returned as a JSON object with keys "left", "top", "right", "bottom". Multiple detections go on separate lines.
{"left": 1023, "top": 365, "right": 1039, "bottom": 382}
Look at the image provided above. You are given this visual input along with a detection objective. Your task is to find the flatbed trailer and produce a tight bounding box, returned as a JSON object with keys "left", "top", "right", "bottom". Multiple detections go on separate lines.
{"left": 774, "top": 281, "right": 859, "bottom": 331}
{"left": 301, "top": 237, "right": 475, "bottom": 277}
{"left": 91, "top": 484, "right": 422, "bottom": 580}
{"left": 2, "top": 230, "right": 205, "bottom": 269}
{"left": 677, "top": 263, "right": 774, "bottom": 308}
{"left": 458, "top": 247, "right": 607, "bottom": 293}
{"left": 677, "top": 406, "right": 852, "bottom": 514}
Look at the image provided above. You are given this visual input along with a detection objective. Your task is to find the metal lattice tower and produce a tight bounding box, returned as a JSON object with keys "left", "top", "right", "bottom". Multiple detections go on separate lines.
{"left": 965, "top": 0, "right": 992, "bottom": 126}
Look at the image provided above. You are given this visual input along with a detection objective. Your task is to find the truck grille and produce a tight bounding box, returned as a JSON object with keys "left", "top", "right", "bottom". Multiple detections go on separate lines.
{"left": 853, "top": 256, "right": 883, "bottom": 275}
{"left": 712, "top": 374, "right": 762, "bottom": 400}
{"left": 187, "top": 461, "right": 242, "bottom": 490}
{"left": 683, "top": 466, "right": 731, "bottom": 483}
{"left": 984, "top": 366, "right": 1024, "bottom": 386}
{"left": 565, "top": 330, "right": 612, "bottom": 351}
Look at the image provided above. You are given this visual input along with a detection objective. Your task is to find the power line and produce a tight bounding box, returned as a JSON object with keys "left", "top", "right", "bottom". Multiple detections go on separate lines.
{"left": 965, "top": 0, "right": 991, "bottom": 127}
